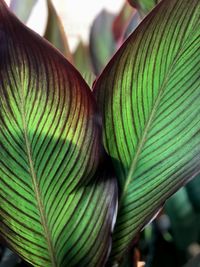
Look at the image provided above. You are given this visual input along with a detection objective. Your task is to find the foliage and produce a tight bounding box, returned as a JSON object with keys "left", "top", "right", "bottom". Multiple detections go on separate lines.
{"left": 0, "top": 0, "right": 200, "bottom": 266}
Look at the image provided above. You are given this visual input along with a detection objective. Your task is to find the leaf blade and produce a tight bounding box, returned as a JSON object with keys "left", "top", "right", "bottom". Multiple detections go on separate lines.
{"left": 94, "top": 0, "right": 200, "bottom": 263}
{"left": 0, "top": 2, "right": 117, "bottom": 266}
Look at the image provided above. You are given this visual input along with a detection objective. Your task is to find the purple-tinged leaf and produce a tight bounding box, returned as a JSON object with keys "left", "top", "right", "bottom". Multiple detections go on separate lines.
{"left": 0, "top": 1, "right": 117, "bottom": 266}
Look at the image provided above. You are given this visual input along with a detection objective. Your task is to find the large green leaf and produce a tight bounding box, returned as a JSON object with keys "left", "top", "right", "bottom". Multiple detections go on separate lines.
{"left": 0, "top": 2, "right": 117, "bottom": 267}
{"left": 94, "top": 0, "right": 200, "bottom": 264}
{"left": 10, "top": 0, "right": 37, "bottom": 23}
{"left": 44, "top": 0, "right": 72, "bottom": 62}
{"left": 89, "top": 9, "right": 116, "bottom": 75}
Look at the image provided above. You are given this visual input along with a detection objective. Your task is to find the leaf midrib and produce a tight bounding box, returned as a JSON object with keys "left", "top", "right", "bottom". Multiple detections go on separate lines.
{"left": 119, "top": 26, "right": 197, "bottom": 205}
{"left": 19, "top": 76, "right": 57, "bottom": 267}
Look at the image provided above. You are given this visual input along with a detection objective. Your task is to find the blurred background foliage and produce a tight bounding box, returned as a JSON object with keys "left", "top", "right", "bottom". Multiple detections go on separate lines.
{"left": 1, "top": 0, "right": 200, "bottom": 266}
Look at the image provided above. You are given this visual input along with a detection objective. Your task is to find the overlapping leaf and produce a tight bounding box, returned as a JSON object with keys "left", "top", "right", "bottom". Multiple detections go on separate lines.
{"left": 94, "top": 0, "right": 200, "bottom": 264}
{"left": 0, "top": 2, "right": 117, "bottom": 266}
{"left": 44, "top": 0, "right": 72, "bottom": 62}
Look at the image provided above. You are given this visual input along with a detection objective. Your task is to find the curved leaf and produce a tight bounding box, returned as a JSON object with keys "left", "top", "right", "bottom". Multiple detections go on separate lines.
{"left": 44, "top": 0, "right": 72, "bottom": 62}
{"left": 10, "top": 0, "right": 37, "bottom": 23}
{"left": 89, "top": 9, "right": 116, "bottom": 75}
{"left": 0, "top": 2, "right": 117, "bottom": 267}
{"left": 94, "top": 0, "right": 200, "bottom": 264}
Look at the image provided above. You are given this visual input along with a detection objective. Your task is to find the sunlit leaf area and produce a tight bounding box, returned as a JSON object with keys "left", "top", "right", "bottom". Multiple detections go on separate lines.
{"left": 0, "top": 0, "right": 200, "bottom": 267}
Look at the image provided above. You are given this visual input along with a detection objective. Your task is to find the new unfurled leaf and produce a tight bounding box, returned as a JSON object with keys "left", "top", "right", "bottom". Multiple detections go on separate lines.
{"left": 89, "top": 9, "right": 116, "bottom": 75}
{"left": 0, "top": 1, "right": 117, "bottom": 267}
{"left": 44, "top": 0, "right": 72, "bottom": 62}
{"left": 10, "top": 0, "right": 37, "bottom": 23}
{"left": 94, "top": 0, "right": 200, "bottom": 264}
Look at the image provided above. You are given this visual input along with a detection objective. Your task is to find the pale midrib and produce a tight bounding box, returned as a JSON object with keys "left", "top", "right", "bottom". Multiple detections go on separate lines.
{"left": 120, "top": 86, "right": 163, "bottom": 202}
{"left": 19, "top": 80, "right": 57, "bottom": 267}
{"left": 119, "top": 36, "right": 193, "bottom": 205}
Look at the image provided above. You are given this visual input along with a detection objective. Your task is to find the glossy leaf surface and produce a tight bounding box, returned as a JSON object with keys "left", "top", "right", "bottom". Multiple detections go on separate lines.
{"left": 94, "top": 0, "right": 200, "bottom": 263}
{"left": 0, "top": 2, "right": 117, "bottom": 266}
{"left": 44, "top": 0, "right": 72, "bottom": 62}
{"left": 89, "top": 10, "right": 116, "bottom": 75}
{"left": 9, "top": 0, "right": 37, "bottom": 23}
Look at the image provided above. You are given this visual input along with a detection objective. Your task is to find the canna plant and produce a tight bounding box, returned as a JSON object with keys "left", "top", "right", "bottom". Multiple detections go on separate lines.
{"left": 0, "top": 0, "right": 200, "bottom": 267}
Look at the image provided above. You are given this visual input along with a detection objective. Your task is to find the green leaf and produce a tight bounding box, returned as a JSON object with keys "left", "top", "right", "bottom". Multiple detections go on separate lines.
{"left": 44, "top": 0, "right": 72, "bottom": 62}
{"left": 73, "top": 41, "right": 95, "bottom": 87}
{"left": 165, "top": 188, "right": 199, "bottom": 250}
{"left": 94, "top": 0, "right": 200, "bottom": 264}
{"left": 89, "top": 9, "right": 116, "bottom": 75}
{"left": 10, "top": 0, "right": 37, "bottom": 23}
{"left": 0, "top": 2, "right": 117, "bottom": 267}
{"left": 186, "top": 174, "right": 200, "bottom": 212}
{"left": 127, "top": 0, "right": 158, "bottom": 16}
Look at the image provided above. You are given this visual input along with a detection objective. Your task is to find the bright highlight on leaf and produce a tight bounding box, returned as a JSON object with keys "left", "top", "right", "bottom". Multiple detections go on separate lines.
{"left": 94, "top": 0, "right": 200, "bottom": 264}
{"left": 0, "top": 1, "right": 117, "bottom": 266}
